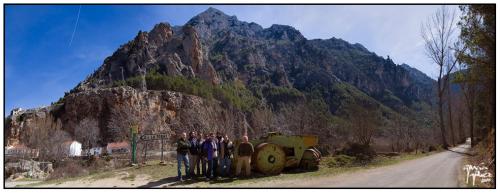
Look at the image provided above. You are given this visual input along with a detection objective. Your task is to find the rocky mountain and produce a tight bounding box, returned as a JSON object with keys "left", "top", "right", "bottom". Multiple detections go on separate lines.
{"left": 74, "top": 7, "right": 435, "bottom": 110}
{"left": 6, "top": 8, "right": 437, "bottom": 149}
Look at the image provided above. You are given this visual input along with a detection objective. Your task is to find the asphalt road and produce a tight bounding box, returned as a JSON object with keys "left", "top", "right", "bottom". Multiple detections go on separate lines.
{"left": 267, "top": 144, "right": 470, "bottom": 188}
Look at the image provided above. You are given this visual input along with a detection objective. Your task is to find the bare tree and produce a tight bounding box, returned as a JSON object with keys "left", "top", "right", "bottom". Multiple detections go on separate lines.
{"left": 274, "top": 100, "right": 332, "bottom": 137}
{"left": 392, "top": 114, "right": 407, "bottom": 152}
{"left": 107, "top": 106, "right": 141, "bottom": 142}
{"left": 421, "top": 6, "right": 459, "bottom": 149}
{"left": 455, "top": 61, "right": 478, "bottom": 146}
{"left": 347, "top": 105, "right": 379, "bottom": 146}
{"left": 250, "top": 105, "right": 275, "bottom": 136}
{"left": 446, "top": 85, "right": 456, "bottom": 146}
{"left": 453, "top": 92, "right": 467, "bottom": 143}
{"left": 75, "top": 118, "right": 101, "bottom": 154}
{"left": 49, "top": 130, "right": 72, "bottom": 159}
{"left": 23, "top": 125, "right": 71, "bottom": 161}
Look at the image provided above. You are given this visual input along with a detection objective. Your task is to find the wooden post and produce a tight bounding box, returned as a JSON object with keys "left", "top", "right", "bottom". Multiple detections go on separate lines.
{"left": 160, "top": 139, "right": 166, "bottom": 165}
{"left": 142, "top": 142, "right": 148, "bottom": 165}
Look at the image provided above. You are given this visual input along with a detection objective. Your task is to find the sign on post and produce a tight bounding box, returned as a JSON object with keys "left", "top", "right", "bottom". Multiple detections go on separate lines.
{"left": 140, "top": 133, "right": 169, "bottom": 141}
{"left": 139, "top": 133, "right": 169, "bottom": 165}
{"left": 131, "top": 125, "right": 139, "bottom": 134}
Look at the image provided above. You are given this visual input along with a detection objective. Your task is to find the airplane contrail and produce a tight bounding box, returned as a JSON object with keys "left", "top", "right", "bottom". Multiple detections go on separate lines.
{"left": 69, "top": 5, "right": 82, "bottom": 47}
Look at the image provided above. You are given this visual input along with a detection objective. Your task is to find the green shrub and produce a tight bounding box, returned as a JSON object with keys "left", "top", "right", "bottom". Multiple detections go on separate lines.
{"left": 340, "top": 142, "right": 377, "bottom": 163}
{"left": 111, "top": 80, "right": 127, "bottom": 87}
{"left": 115, "top": 73, "right": 259, "bottom": 111}
{"left": 214, "top": 81, "right": 258, "bottom": 111}
{"left": 264, "top": 86, "right": 304, "bottom": 105}
{"left": 325, "top": 155, "right": 356, "bottom": 168}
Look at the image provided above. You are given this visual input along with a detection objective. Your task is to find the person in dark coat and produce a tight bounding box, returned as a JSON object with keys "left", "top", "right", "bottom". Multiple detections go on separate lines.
{"left": 188, "top": 131, "right": 200, "bottom": 177}
{"left": 200, "top": 133, "right": 208, "bottom": 177}
{"left": 213, "top": 132, "right": 222, "bottom": 178}
{"left": 236, "top": 135, "right": 254, "bottom": 177}
{"left": 195, "top": 132, "right": 205, "bottom": 176}
{"left": 176, "top": 132, "right": 191, "bottom": 181}
{"left": 221, "top": 134, "right": 234, "bottom": 177}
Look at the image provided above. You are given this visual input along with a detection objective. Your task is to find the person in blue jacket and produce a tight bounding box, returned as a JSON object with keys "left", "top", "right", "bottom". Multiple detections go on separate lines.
{"left": 202, "top": 132, "right": 218, "bottom": 180}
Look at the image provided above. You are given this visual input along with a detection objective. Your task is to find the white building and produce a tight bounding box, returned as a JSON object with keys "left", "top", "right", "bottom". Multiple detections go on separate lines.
{"left": 62, "top": 141, "right": 82, "bottom": 157}
{"left": 87, "top": 147, "right": 103, "bottom": 156}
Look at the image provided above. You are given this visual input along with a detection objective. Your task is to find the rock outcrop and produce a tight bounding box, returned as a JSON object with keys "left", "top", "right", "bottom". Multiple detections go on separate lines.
{"left": 6, "top": 107, "right": 64, "bottom": 147}
{"left": 5, "top": 160, "right": 54, "bottom": 180}
{"left": 74, "top": 21, "right": 220, "bottom": 92}
{"left": 6, "top": 87, "right": 247, "bottom": 146}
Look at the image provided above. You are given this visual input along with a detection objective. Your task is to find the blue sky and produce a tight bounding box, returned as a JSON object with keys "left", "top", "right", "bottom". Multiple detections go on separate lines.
{"left": 5, "top": 5, "right": 459, "bottom": 114}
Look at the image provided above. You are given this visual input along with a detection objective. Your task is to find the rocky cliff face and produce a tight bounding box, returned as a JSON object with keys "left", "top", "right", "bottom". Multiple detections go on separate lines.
{"left": 7, "top": 107, "right": 63, "bottom": 146}
{"left": 6, "top": 7, "right": 437, "bottom": 148}
{"left": 7, "top": 87, "right": 247, "bottom": 146}
{"left": 74, "top": 22, "right": 220, "bottom": 92}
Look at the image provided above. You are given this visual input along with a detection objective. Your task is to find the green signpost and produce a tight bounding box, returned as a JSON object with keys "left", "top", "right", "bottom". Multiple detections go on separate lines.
{"left": 130, "top": 125, "right": 138, "bottom": 165}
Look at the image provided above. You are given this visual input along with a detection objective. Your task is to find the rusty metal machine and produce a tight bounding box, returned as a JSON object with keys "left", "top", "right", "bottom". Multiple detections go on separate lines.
{"left": 234, "top": 132, "right": 322, "bottom": 175}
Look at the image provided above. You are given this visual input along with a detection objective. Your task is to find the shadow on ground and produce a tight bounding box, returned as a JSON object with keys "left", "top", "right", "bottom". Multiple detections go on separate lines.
{"left": 138, "top": 176, "right": 178, "bottom": 188}
{"left": 139, "top": 168, "right": 319, "bottom": 187}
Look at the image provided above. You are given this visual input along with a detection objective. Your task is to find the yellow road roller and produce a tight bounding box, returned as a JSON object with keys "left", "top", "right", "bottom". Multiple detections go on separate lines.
{"left": 233, "top": 132, "right": 322, "bottom": 175}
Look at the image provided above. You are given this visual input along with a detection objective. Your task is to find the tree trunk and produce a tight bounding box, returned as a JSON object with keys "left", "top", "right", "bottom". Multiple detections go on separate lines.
{"left": 469, "top": 107, "right": 475, "bottom": 147}
{"left": 458, "top": 114, "right": 464, "bottom": 143}
{"left": 446, "top": 86, "right": 455, "bottom": 146}
{"left": 466, "top": 85, "right": 476, "bottom": 147}
{"left": 438, "top": 78, "right": 449, "bottom": 149}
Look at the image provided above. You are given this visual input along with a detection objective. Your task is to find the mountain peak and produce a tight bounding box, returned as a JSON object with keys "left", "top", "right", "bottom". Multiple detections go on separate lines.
{"left": 188, "top": 7, "right": 234, "bottom": 25}
{"left": 203, "top": 7, "right": 225, "bottom": 15}
{"left": 186, "top": 7, "right": 240, "bottom": 39}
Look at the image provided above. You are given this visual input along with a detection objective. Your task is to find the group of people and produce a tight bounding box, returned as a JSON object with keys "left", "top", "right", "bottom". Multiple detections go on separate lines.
{"left": 176, "top": 131, "right": 255, "bottom": 181}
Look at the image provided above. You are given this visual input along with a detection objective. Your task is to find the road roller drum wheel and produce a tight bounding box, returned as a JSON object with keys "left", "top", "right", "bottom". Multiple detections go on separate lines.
{"left": 252, "top": 143, "right": 286, "bottom": 175}
{"left": 299, "top": 148, "right": 321, "bottom": 170}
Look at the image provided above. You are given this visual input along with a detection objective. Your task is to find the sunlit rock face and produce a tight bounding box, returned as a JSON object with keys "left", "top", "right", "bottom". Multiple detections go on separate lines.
{"left": 6, "top": 87, "right": 248, "bottom": 146}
